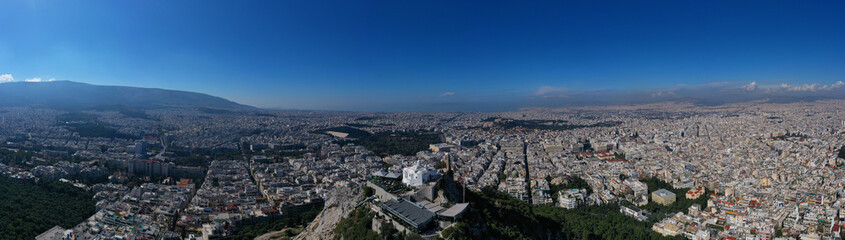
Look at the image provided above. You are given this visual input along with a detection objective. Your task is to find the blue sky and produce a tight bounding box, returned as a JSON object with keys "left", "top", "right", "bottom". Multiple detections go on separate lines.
{"left": 1, "top": 1, "right": 844, "bottom": 111}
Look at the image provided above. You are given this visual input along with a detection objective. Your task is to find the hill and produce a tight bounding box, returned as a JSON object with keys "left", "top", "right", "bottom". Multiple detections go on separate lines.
{"left": 0, "top": 81, "right": 252, "bottom": 110}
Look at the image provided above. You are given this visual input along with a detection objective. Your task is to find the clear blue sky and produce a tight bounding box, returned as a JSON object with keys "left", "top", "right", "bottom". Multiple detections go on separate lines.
{"left": 1, "top": 1, "right": 843, "bottom": 111}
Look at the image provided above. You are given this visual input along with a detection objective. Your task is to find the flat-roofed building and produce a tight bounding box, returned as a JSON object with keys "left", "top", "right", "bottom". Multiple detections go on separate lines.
{"left": 429, "top": 143, "right": 453, "bottom": 152}
{"left": 558, "top": 189, "right": 587, "bottom": 209}
{"left": 624, "top": 179, "right": 649, "bottom": 206}
{"left": 35, "top": 226, "right": 68, "bottom": 240}
{"left": 438, "top": 203, "right": 469, "bottom": 222}
{"left": 652, "top": 189, "right": 676, "bottom": 206}
{"left": 378, "top": 198, "right": 435, "bottom": 232}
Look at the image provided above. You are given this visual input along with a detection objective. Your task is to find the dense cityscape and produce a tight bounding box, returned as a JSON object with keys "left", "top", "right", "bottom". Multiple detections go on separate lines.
{"left": 0, "top": 99, "right": 843, "bottom": 240}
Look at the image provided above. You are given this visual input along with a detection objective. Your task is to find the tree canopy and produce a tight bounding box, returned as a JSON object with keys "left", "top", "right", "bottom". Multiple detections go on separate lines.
{"left": 0, "top": 178, "right": 96, "bottom": 240}
{"left": 444, "top": 186, "right": 681, "bottom": 240}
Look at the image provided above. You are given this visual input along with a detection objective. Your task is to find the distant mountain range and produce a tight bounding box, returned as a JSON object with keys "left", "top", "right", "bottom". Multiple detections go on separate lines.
{"left": 523, "top": 81, "right": 845, "bottom": 109}
{"left": 0, "top": 81, "right": 252, "bottom": 110}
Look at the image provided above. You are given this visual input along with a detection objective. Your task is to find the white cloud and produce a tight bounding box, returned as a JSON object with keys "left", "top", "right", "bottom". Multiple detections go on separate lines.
{"left": 24, "top": 77, "right": 42, "bottom": 82}
{"left": 650, "top": 90, "right": 675, "bottom": 98}
{"left": 0, "top": 74, "right": 12, "bottom": 83}
{"left": 439, "top": 92, "right": 456, "bottom": 97}
{"left": 776, "top": 81, "right": 845, "bottom": 92}
{"left": 534, "top": 86, "right": 569, "bottom": 97}
{"left": 48, "top": 78, "right": 56, "bottom": 82}
{"left": 734, "top": 81, "right": 845, "bottom": 92}
{"left": 741, "top": 81, "right": 757, "bottom": 91}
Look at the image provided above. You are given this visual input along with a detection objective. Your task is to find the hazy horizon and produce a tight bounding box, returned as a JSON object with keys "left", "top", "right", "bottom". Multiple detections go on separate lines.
{"left": 3, "top": 79, "right": 845, "bottom": 113}
{"left": 2, "top": 1, "right": 844, "bottom": 111}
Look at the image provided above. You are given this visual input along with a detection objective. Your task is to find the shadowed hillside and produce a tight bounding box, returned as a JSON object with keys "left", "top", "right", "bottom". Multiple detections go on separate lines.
{"left": 0, "top": 81, "right": 252, "bottom": 110}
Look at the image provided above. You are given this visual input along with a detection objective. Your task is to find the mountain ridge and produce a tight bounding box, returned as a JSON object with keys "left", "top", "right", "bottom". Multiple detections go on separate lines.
{"left": 0, "top": 81, "right": 253, "bottom": 110}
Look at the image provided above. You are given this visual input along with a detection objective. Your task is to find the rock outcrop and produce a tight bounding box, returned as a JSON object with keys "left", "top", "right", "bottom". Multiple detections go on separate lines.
{"left": 294, "top": 187, "right": 362, "bottom": 240}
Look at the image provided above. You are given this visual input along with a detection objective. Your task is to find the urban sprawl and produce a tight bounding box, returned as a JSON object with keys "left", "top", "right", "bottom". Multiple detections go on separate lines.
{"left": 2, "top": 100, "right": 845, "bottom": 240}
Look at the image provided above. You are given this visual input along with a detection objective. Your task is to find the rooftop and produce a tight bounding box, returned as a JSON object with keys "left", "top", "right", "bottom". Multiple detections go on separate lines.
{"left": 653, "top": 189, "right": 676, "bottom": 198}
{"left": 380, "top": 198, "right": 435, "bottom": 229}
{"left": 439, "top": 203, "right": 469, "bottom": 218}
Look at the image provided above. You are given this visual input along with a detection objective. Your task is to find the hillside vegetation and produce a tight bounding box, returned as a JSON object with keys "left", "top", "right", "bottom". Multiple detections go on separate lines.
{"left": 0, "top": 178, "right": 96, "bottom": 240}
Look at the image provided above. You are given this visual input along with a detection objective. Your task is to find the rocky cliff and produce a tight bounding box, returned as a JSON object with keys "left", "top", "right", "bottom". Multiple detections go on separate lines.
{"left": 294, "top": 187, "right": 362, "bottom": 240}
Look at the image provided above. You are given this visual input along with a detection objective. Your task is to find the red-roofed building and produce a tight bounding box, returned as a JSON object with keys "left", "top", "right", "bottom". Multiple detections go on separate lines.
{"left": 686, "top": 187, "right": 704, "bottom": 199}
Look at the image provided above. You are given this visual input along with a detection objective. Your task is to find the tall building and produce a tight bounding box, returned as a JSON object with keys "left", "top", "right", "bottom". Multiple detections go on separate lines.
{"left": 134, "top": 141, "right": 147, "bottom": 157}
{"left": 128, "top": 159, "right": 174, "bottom": 177}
